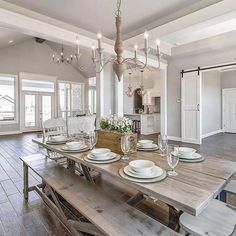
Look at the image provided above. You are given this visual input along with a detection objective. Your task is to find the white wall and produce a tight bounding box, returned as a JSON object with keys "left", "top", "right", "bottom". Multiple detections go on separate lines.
{"left": 0, "top": 38, "right": 87, "bottom": 133}
{"left": 221, "top": 70, "right": 236, "bottom": 89}
{"left": 202, "top": 70, "right": 221, "bottom": 136}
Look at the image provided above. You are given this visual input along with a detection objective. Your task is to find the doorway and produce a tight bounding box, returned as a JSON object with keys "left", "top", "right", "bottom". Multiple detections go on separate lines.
{"left": 22, "top": 92, "right": 54, "bottom": 132}
{"left": 223, "top": 88, "right": 236, "bottom": 133}
{"left": 20, "top": 72, "right": 56, "bottom": 132}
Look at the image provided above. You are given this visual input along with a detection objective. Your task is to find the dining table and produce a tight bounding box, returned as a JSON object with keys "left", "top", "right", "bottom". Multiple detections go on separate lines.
{"left": 32, "top": 137, "right": 236, "bottom": 217}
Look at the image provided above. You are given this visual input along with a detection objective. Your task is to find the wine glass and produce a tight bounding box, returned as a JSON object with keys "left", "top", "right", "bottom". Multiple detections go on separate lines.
{"left": 167, "top": 144, "right": 179, "bottom": 176}
{"left": 88, "top": 131, "right": 98, "bottom": 150}
{"left": 121, "top": 135, "right": 131, "bottom": 160}
{"left": 158, "top": 134, "right": 168, "bottom": 156}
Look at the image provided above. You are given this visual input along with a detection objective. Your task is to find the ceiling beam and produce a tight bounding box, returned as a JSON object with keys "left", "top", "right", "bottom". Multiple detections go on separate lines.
{"left": 124, "top": 0, "right": 236, "bottom": 50}
{"left": 0, "top": 1, "right": 167, "bottom": 68}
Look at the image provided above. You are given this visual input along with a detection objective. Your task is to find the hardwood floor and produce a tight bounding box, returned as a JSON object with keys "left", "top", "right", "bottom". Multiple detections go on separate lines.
{"left": 0, "top": 132, "right": 235, "bottom": 236}
{"left": 0, "top": 133, "right": 70, "bottom": 236}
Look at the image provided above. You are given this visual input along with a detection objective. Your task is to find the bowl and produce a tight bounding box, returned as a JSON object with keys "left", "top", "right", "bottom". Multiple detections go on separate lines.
{"left": 66, "top": 141, "right": 83, "bottom": 150}
{"left": 129, "top": 160, "right": 155, "bottom": 173}
{"left": 51, "top": 135, "right": 66, "bottom": 142}
{"left": 138, "top": 140, "right": 153, "bottom": 148}
{"left": 91, "top": 148, "right": 111, "bottom": 157}
{"left": 179, "top": 147, "right": 196, "bottom": 157}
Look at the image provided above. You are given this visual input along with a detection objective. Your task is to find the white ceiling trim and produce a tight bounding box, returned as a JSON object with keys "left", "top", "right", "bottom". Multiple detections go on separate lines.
{"left": 124, "top": 0, "right": 236, "bottom": 48}
{"left": 0, "top": 0, "right": 170, "bottom": 63}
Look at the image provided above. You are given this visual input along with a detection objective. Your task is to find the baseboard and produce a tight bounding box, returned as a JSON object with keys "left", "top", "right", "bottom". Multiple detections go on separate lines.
{"left": 0, "top": 131, "right": 22, "bottom": 136}
{"left": 201, "top": 129, "right": 223, "bottom": 139}
{"left": 167, "top": 136, "right": 182, "bottom": 141}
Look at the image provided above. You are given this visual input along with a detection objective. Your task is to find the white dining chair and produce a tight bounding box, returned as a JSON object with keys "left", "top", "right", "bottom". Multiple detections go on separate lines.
{"left": 42, "top": 118, "right": 67, "bottom": 142}
{"left": 179, "top": 199, "right": 236, "bottom": 236}
{"left": 42, "top": 118, "right": 67, "bottom": 161}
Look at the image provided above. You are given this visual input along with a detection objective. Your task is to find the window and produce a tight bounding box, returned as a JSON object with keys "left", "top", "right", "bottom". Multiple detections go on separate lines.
{"left": 22, "top": 79, "right": 54, "bottom": 92}
{"left": 88, "top": 77, "right": 96, "bottom": 114}
{"left": 0, "top": 74, "right": 18, "bottom": 122}
{"left": 58, "top": 81, "right": 85, "bottom": 117}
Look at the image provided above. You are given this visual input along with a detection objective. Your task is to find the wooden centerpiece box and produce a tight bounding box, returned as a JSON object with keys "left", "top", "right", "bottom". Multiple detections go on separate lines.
{"left": 96, "top": 116, "right": 137, "bottom": 155}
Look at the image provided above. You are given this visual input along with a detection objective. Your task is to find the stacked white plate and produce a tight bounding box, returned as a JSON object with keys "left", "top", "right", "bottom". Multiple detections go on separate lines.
{"left": 61, "top": 141, "right": 89, "bottom": 152}
{"left": 47, "top": 135, "right": 67, "bottom": 144}
{"left": 137, "top": 140, "right": 158, "bottom": 151}
{"left": 124, "top": 160, "right": 163, "bottom": 179}
{"left": 178, "top": 147, "right": 203, "bottom": 162}
{"left": 88, "top": 148, "right": 116, "bottom": 161}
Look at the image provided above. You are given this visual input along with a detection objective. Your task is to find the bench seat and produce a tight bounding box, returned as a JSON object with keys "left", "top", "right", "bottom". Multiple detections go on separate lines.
{"left": 21, "top": 154, "right": 179, "bottom": 236}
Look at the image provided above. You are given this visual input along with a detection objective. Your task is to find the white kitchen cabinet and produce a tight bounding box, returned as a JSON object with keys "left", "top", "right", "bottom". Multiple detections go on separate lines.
{"left": 141, "top": 113, "right": 160, "bottom": 135}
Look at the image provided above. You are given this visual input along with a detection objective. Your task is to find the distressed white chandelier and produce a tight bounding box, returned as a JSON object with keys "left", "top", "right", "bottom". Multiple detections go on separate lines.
{"left": 91, "top": 0, "right": 161, "bottom": 81}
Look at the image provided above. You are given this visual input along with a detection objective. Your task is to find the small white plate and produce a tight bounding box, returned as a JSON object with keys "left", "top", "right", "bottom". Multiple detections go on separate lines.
{"left": 84, "top": 154, "right": 120, "bottom": 164}
{"left": 124, "top": 165, "right": 163, "bottom": 179}
{"left": 46, "top": 140, "right": 67, "bottom": 145}
{"left": 179, "top": 153, "right": 202, "bottom": 160}
{"left": 61, "top": 145, "right": 89, "bottom": 153}
{"left": 87, "top": 152, "right": 117, "bottom": 161}
{"left": 138, "top": 144, "right": 159, "bottom": 151}
{"left": 119, "top": 168, "right": 166, "bottom": 183}
{"left": 180, "top": 154, "right": 205, "bottom": 163}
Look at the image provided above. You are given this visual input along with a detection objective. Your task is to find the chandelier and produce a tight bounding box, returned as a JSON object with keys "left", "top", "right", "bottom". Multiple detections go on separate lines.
{"left": 137, "top": 70, "right": 146, "bottom": 97}
{"left": 52, "top": 37, "right": 81, "bottom": 65}
{"left": 125, "top": 72, "right": 134, "bottom": 97}
{"left": 91, "top": 0, "right": 161, "bottom": 81}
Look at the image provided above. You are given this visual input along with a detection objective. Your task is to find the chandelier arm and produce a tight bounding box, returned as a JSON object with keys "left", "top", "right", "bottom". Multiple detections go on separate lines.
{"left": 95, "top": 58, "right": 115, "bottom": 74}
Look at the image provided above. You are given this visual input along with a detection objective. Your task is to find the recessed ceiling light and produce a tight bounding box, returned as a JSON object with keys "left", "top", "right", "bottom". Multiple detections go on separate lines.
{"left": 8, "top": 40, "right": 13, "bottom": 44}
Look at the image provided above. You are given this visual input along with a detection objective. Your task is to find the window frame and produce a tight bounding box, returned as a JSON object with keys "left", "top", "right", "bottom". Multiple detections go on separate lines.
{"left": 0, "top": 73, "right": 18, "bottom": 124}
{"left": 57, "top": 80, "right": 85, "bottom": 117}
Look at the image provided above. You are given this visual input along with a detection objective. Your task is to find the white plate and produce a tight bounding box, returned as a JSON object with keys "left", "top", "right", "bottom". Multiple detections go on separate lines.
{"left": 119, "top": 168, "right": 166, "bottom": 183}
{"left": 87, "top": 152, "right": 117, "bottom": 161}
{"left": 180, "top": 155, "right": 205, "bottom": 163}
{"left": 138, "top": 144, "right": 159, "bottom": 151}
{"left": 124, "top": 165, "right": 163, "bottom": 179}
{"left": 61, "top": 146, "right": 90, "bottom": 153}
{"left": 179, "top": 153, "right": 202, "bottom": 160}
{"left": 84, "top": 154, "right": 120, "bottom": 164}
{"left": 46, "top": 140, "right": 67, "bottom": 145}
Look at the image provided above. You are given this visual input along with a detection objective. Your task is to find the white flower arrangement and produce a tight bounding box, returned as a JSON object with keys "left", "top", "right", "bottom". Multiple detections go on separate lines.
{"left": 99, "top": 115, "right": 132, "bottom": 133}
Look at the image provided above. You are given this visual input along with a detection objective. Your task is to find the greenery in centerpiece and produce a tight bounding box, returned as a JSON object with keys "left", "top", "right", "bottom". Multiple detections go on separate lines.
{"left": 99, "top": 116, "right": 132, "bottom": 133}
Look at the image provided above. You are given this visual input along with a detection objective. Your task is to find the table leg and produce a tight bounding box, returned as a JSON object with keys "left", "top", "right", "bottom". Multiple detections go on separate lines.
{"left": 23, "top": 163, "right": 29, "bottom": 201}
{"left": 81, "top": 164, "right": 94, "bottom": 183}
{"left": 67, "top": 159, "right": 76, "bottom": 172}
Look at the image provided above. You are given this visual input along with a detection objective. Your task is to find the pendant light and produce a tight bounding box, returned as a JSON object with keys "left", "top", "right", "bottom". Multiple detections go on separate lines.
{"left": 125, "top": 72, "right": 134, "bottom": 97}
{"left": 137, "top": 70, "right": 146, "bottom": 97}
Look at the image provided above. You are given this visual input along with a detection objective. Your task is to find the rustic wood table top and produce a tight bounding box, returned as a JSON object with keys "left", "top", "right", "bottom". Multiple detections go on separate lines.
{"left": 32, "top": 138, "right": 236, "bottom": 216}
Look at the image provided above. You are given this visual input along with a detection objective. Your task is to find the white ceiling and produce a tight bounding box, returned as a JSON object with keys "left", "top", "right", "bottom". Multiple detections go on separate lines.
{"left": 4, "top": 0, "right": 213, "bottom": 39}
{"left": 0, "top": 27, "right": 31, "bottom": 49}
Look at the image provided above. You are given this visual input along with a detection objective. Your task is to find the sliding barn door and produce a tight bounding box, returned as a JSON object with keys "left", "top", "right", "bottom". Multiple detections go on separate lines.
{"left": 181, "top": 72, "right": 201, "bottom": 144}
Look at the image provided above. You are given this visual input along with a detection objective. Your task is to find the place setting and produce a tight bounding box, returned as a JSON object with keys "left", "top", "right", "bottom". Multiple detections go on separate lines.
{"left": 177, "top": 147, "right": 204, "bottom": 163}
{"left": 137, "top": 140, "right": 159, "bottom": 152}
{"left": 60, "top": 140, "right": 90, "bottom": 153}
{"left": 46, "top": 135, "right": 69, "bottom": 145}
{"left": 119, "top": 159, "right": 166, "bottom": 183}
{"left": 84, "top": 148, "right": 121, "bottom": 164}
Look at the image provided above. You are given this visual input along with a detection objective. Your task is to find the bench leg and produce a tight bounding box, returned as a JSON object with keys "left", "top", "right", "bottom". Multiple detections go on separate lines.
{"left": 220, "top": 190, "right": 227, "bottom": 203}
{"left": 23, "top": 163, "right": 29, "bottom": 201}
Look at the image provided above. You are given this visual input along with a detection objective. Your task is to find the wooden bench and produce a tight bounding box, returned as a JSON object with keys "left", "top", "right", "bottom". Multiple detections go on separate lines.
{"left": 21, "top": 154, "right": 179, "bottom": 236}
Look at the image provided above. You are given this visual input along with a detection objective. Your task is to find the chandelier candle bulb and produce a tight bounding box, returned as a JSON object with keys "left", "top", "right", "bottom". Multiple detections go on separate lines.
{"left": 91, "top": 46, "right": 96, "bottom": 60}
{"left": 134, "top": 44, "right": 138, "bottom": 59}
{"left": 97, "top": 33, "right": 102, "bottom": 49}
{"left": 144, "top": 30, "right": 149, "bottom": 51}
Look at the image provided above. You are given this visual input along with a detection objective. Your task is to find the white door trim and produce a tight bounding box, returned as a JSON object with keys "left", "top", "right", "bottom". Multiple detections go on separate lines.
{"left": 222, "top": 88, "right": 236, "bottom": 133}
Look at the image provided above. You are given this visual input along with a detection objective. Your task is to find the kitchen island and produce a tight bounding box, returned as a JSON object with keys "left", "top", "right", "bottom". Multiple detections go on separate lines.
{"left": 125, "top": 113, "right": 160, "bottom": 135}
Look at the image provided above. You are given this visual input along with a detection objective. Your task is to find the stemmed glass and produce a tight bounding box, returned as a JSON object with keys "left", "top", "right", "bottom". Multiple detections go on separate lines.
{"left": 167, "top": 144, "right": 179, "bottom": 176}
{"left": 158, "top": 134, "right": 168, "bottom": 156}
{"left": 88, "top": 131, "right": 98, "bottom": 150}
{"left": 121, "top": 135, "right": 131, "bottom": 160}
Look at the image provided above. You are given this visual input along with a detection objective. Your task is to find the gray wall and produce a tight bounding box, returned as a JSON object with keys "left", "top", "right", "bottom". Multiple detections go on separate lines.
{"left": 221, "top": 70, "right": 236, "bottom": 89}
{"left": 202, "top": 70, "right": 221, "bottom": 135}
{"left": 0, "top": 38, "right": 87, "bottom": 133}
{"left": 167, "top": 31, "right": 236, "bottom": 138}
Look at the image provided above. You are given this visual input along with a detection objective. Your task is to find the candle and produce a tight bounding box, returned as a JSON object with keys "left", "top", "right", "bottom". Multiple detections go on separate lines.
{"left": 134, "top": 44, "right": 138, "bottom": 59}
{"left": 156, "top": 38, "right": 160, "bottom": 54}
{"left": 144, "top": 30, "right": 149, "bottom": 51}
{"left": 76, "top": 37, "right": 80, "bottom": 55}
{"left": 97, "top": 32, "right": 102, "bottom": 49}
{"left": 91, "top": 45, "right": 96, "bottom": 60}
